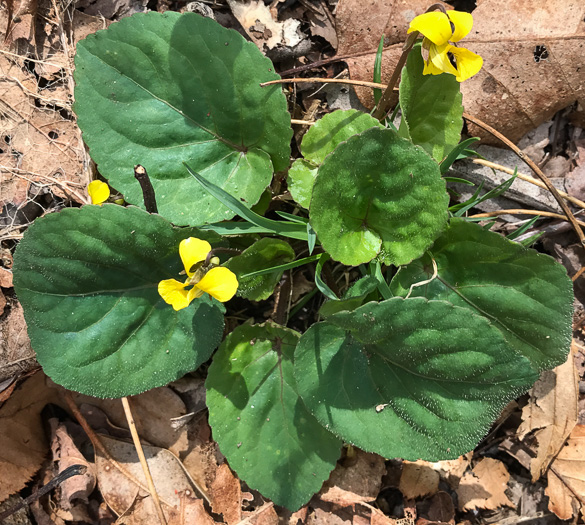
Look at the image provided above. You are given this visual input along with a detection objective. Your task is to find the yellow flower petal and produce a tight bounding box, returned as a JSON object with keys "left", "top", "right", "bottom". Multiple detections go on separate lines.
{"left": 88, "top": 180, "right": 110, "bottom": 205}
{"left": 179, "top": 238, "right": 212, "bottom": 277}
{"left": 408, "top": 12, "right": 452, "bottom": 46}
{"left": 428, "top": 42, "right": 459, "bottom": 77}
{"left": 449, "top": 46, "right": 483, "bottom": 82}
{"left": 447, "top": 11, "right": 473, "bottom": 42}
{"left": 195, "top": 267, "right": 239, "bottom": 303}
{"left": 158, "top": 278, "right": 191, "bottom": 311}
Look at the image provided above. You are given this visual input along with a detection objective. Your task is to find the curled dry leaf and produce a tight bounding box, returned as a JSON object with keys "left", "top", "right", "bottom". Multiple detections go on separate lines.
{"left": 335, "top": 0, "right": 585, "bottom": 143}
{"left": 50, "top": 422, "right": 96, "bottom": 510}
{"left": 517, "top": 343, "right": 579, "bottom": 481}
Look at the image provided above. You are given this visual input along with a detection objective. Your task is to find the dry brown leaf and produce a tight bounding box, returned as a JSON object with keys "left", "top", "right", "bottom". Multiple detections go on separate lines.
{"left": 335, "top": 0, "right": 585, "bottom": 143}
{"left": 0, "top": 302, "right": 36, "bottom": 384}
{"left": 398, "top": 460, "right": 439, "bottom": 499}
{"left": 455, "top": 458, "right": 515, "bottom": 511}
{"left": 517, "top": 343, "right": 579, "bottom": 481}
{"left": 226, "top": 0, "right": 303, "bottom": 51}
{"left": 67, "top": 386, "right": 189, "bottom": 456}
{"left": 49, "top": 421, "right": 96, "bottom": 510}
{"left": 431, "top": 453, "right": 472, "bottom": 489}
{"left": 95, "top": 434, "right": 213, "bottom": 523}
{"left": 320, "top": 449, "right": 386, "bottom": 506}
{"left": 210, "top": 463, "right": 241, "bottom": 525}
{"left": 426, "top": 491, "right": 455, "bottom": 524}
{"left": 0, "top": 372, "right": 61, "bottom": 503}
{"left": 545, "top": 424, "right": 585, "bottom": 520}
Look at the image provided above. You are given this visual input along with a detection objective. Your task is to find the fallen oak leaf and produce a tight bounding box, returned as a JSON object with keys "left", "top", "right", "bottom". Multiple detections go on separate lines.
{"left": 334, "top": 0, "right": 585, "bottom": 143}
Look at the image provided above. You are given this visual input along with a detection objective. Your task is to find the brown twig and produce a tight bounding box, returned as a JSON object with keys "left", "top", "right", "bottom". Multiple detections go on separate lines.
{"left": 472, "top": 158, "right": 585, "bottom": 210}
{"left": 469, "top": 209, "right": 585, "bottom": 228}
{"left": 121, "top": 397, "right": 167, "bottom": 525}
{"left": 0, "top": 465, "right": 87, "bottom": 521}
{"left": 260, "top": 77, "right": 387, "bottom": 90}
{"left": 464, "top": 112, "right": 585, "bottom": 247}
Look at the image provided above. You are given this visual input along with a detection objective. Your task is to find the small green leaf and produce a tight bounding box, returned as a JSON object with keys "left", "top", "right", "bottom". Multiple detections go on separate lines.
{"left": 13, "top": 205, "right": 225, "bottom": 398}
{"left": 319, "top": 275, "right": 379, "bottom": 317}
{"left": 225, "top": 238, "right": 295, "bottom": 301}
{"left": 310, "top": 127, "right": 449, "bottom": 266}
{"left": 398, "top": 43, "right": 463, "bottom": 162}
{"left": 301, "top": 109, "right": 384, "bottom": 164}
{"left": 390, "top": 219, "right": 573, "bottom": 371}
{"left": 288, "top": 159, "right": 318, "bottom": 209}
{"left": 206, "top": 322, "right": 341, "bottom": 510}
{"left": 74, "top": 12, "right": 291, "bottom": 225}
{"left": 288, "top": 110, "right": 383, "bottom": 209}
{"left": 295, "top": 298, "right": 539, "bottom": 460}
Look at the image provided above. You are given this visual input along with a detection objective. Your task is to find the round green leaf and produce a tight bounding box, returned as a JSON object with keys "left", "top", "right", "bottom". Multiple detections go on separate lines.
{"left": 390, "top": 219, "right": 573, "bottom": 372}
{"left": 13, "top": 205, "right": 225, "bottom": 398}
{"left": 74, "top": 12, "right": 292, "bottom": 225}
{"left": 206, "top": 322, "right": 341, "bottom": 511}
{"left": 398, "top": 43, "right": 464, "bottom": 162}
{"left": 295, "top": 298, "right": 539, "bottom": 461}
{"left": 301, "top": 109, "right": 383, "bottom": 164}
{"left": 309, "top": 127, "right": 449, "bottom": 266}
{"left": 225, "top": 238, "right": 295, "bottom": 301}
{"left": 288, "top": 110, "right": 383, "bottom": 209}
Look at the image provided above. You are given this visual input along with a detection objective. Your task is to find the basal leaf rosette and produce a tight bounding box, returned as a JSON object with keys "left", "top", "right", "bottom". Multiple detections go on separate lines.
{"left": 206, "top": 322, "right": 341, "bottom": 510}
{"left": 390, "top": 219, "right": 573, "bottom": 372}
{"left": 294, "top": 297, "right": 539, "bottom": 460}
{"left": 288, "top": 110, "right": 383, "bottom": 209}
{"left": 309, "top": 127, "right": 449, "bottom": 266}
{"left": 13, "top": 205, "right": 225, "bottom": 398}
{"left": 74, "top": 12, "right": 292, "bottom": 225}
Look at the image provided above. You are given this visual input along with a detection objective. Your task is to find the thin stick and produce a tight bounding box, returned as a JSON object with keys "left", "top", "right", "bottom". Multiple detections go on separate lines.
{"left": 121, "top": 396, "right": 167, "bottom": 525}
{"left": 572, "top": 266, "right": 585, "bottom": 282}
{"left": 464, "top": 112, "right": 585, "bottom": 247}
{"left": 260, "top": 77, "right": 387, "bottom": 90}
{"left": 469, "top": 209, "right": 585, "bottom": 228}
{"left": 472, "top": 158, "right": 585, "bottom": 210}
{"left": 291, "top": 118, "right": 316, "bottom": 125}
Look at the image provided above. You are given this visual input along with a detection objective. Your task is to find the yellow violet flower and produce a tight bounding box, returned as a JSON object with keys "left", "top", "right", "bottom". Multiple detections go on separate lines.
{"left": 158, "top": 237, "right": 238, "bottom": 311}
{"left": 408, "top": 10, "right": 482, "bottom": 82}
{"left": 88, "top": 180, "right": 110, "bottom": 205}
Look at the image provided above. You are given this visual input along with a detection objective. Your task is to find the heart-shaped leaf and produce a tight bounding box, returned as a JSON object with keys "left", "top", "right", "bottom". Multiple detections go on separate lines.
{"left": 390, "top": 219, "right": 573, "bottom": 372}
{"left": 13, "top": 205, "right": 225, "bottom": 398}
{"left": 309, "top": 127, "right": 449, "bottom": 266}
{"left": 206, "top": 322, "right": 341, "bottom": 510}
{"left": 295, "top": 297, "right": 539, "bottom": 460}
{"left": 74, "top": 12, "right": 292, "bottom": 225}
